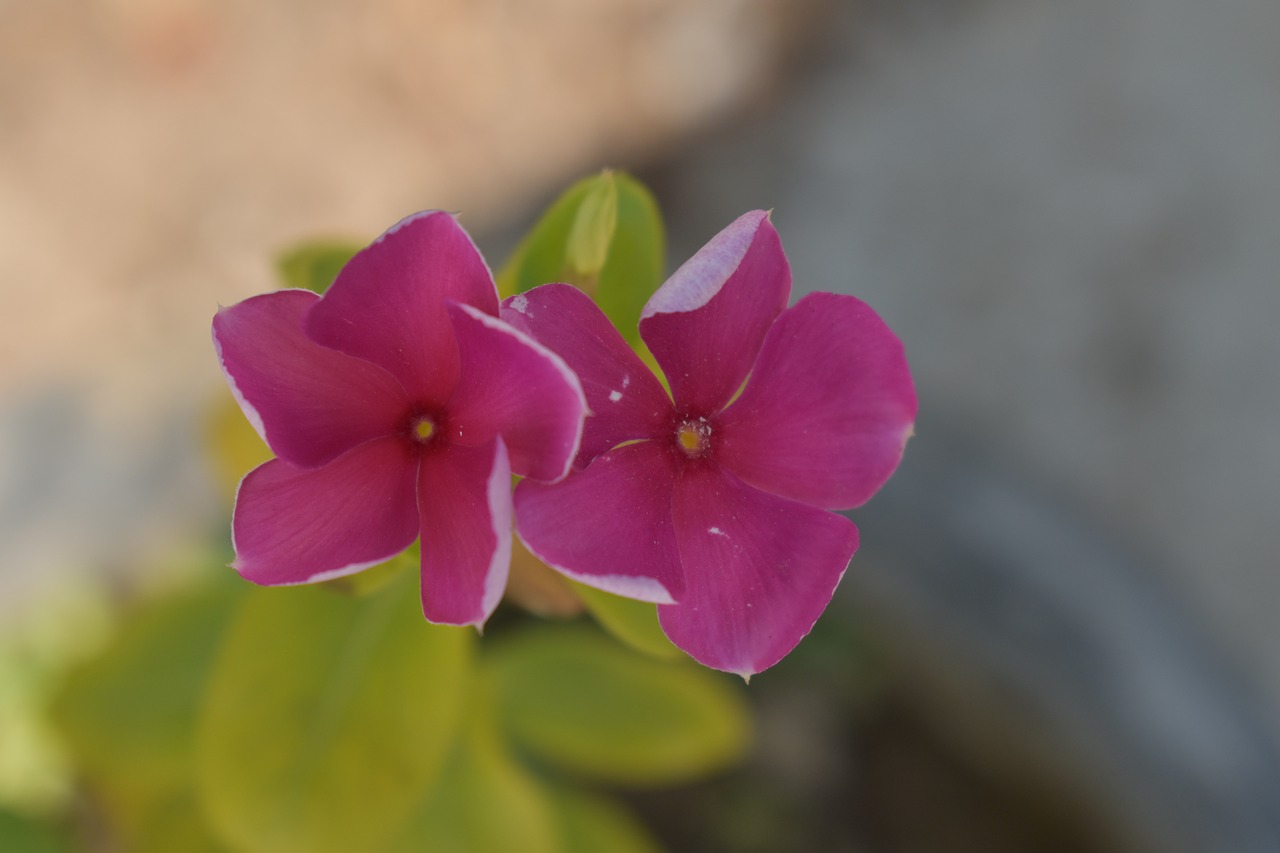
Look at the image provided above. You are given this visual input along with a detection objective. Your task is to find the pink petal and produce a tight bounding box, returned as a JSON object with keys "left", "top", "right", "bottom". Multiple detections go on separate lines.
{"left": 444, "top": 302, "right": 587, "bottom": 483}
{"left": 716, "top": 293, "right": 918, "bottom": 510}
{"left": 639, "top": 211, "right": 790, "bottom": 414}
{"left": 500, "top": 284, "right": 673, "bottom": 467}
{"left": 659, "top": 465, "right": 858, "bottom": 677}
{"left": 418, "top": 438, "right": 512, "bottom": 628}
{"left": 513, "top": 441, "right": 684, "bottom": 604}
{"left": 304, "top": 211, "right": 500, "bottom": 408}
{"left": 213, "top": 290, "right": 410, "bottom": 468}
{"left": 231, "top": 437, "right": 420, "bottom": 585}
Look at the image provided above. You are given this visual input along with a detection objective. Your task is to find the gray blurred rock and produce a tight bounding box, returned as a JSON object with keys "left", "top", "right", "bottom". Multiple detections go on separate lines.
{"left": 649, "top": 0, "right": 1280, "bottom": 850}
{"left": 851, "top": 433, "right": 1280, "bottom": 853}
{"left": 657, "top": 0, "right": 1280, "bottom": 708}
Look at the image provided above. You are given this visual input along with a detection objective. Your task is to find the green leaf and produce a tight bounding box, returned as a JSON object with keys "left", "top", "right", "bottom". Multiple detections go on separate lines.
{"left": 566, "top": 174, "right": 618, "bottom": 277}
{"left": 132, "top": 790, "right": 232, "bottom": 853}
{"left": 595, "top": 173, "right": 665, "bottom": 343}
{"left": 196, "top": 573, "right": 472, "bottom": 853}
{"left": 50, "top": 573, "right": 244, "bottom": 833}
{"left": 490, "top": 624, "right": 751, "bottom": 787}
{"left": 496, "top": 176, "right": 593, "bottom": 297}
{"left": 0, "top": 809, "right": 73, "bottom": 853}
{"left": 497, "top": 170, "right": 664, "bottom": 343}
{"left": 387, "top": 678, "right": 558, "bottom": 853}
{"left": 206, "top": 388, "right": 415, "bottom": 598}
{"left": 506, "top": 535, "right": 586, "bottom": 617}
{"left": 320, "top": 542, "right": 417, "bottom": 598}
{"left": 275, "top": 241, "right": 361, "bottom": 294}
{"left": 569, "top": 581, "right": 681, "bottom": 660}
{"left": 550, "top": 786, "right": 662, "bottom": 853}
{"left": 205, "top": 391, "right": 273, "bottom": 504}
{"left": 0, "top": 582, "right": 111, "bottom": 815}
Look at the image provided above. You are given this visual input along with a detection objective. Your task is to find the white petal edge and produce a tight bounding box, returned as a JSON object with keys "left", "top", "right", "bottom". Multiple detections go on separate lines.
{"left": 211, "top": 292, "right": 321, "bottom": 447}
{"left": 376, "top": 210, "right": 499, "bottom": 299}
{"left": 640, "top": 210, "right": 767, "bottom": 319}
{"left": 512, "top": 525, "right": 677, "bottom": 605}
{"left": 554, "top": 570, "right": 676, "bottom": 606}
{"left": 226, "top": 456, "right": 419, "bottom": 585}
{"left": 477, "top": 437, "right": 514, "bottom": 627}
{"left": 450, "top": 301, "right": 590, "bottom": 482}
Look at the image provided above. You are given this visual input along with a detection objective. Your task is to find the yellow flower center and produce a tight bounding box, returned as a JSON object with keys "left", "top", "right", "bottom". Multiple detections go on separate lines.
{"left": 413, "top": 417, "right": 436, "bottom": 442}
{"left": 676, "top": 418, "right": 711, "bottom": 458}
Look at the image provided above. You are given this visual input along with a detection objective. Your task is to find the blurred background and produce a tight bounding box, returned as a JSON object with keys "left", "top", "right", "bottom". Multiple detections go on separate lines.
{"left": 2, "top": 0, "right": 1278, "bottom": 851}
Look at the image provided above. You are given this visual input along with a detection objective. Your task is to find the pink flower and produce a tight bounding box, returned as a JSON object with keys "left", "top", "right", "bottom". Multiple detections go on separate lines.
{"left": 213, "top": 211, "right": 587, "bottom": 628}
{"left": 504, "top": 211, "right": 917, "bottom": 675}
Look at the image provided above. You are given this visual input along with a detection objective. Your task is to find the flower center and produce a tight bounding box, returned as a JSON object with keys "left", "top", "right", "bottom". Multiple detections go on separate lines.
{"left": 411, "top": 416, "right": 436, "bottom": 443}
{"left": 675, "top": 417, "right": 711, "bottom": 458}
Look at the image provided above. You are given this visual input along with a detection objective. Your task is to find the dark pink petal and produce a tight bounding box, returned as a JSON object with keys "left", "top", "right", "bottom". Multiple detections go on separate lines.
{"left": 213, "top": 290, "right": 410, "bottom": 468}
{"left": 659, "top": 465, "right": 858, "bottom": 677}
{"left": 231, "top": 437, "right": 419, "bottom": 585}
{"left": 716, "top": 292, "right": 917, "bottom": 510}
{"left": 304, "top": 211, "right": 500, "bottom": 408}
{"left": 500, "top": 284, "right": 673, "bottom": 467}
{"left": 444, "top": 302, "right": 587, "bottom": 483}
{"left": 513, "top": 441, "right": 684, "bottom": 604}
{"left": 418, "top": 438, "right": 512, "bottom": 628}
{"left": 639, "top": 211, "right": 790, "bottom": 414}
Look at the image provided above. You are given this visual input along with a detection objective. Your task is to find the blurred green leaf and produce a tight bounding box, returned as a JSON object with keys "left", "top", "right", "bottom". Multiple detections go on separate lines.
{"left": 490, "top": 624, "right": 751, "bottom": 787}
{"left": 196, "top": 572, "right": 471, "bottom": 853}
{"left": 209, "top": 240, "right": 356, "bottom": 497}
{"left": 387, "top": 679, "right": 558, "bottom": 853}
{"left": 209, "top": 240, "right": 357, "bottom": 497}
{"left": 506, "top": 535, "right": 586, "bottom": 617}
{"left": 0, "top": 809, "right": 72, "bottom": 853}
{"left": 320, "top": 542, "right": 417, "bottom": 599}
{"left": 550, "top": 785, "right": 663, "bottom": 853}
{"left": 566, "top": 175, "right": 618, "bottom": 277}
{"left": 497, "top": 170, "right": 664, "bottom": 343}
{"left": 0, "top": 582, "right": 111, "bottom": 814}
{"left": 132, "top": 790, "right": 231, "bottom": 853}
{"left": 569, "top": 581, "right": 680, "bottom": 660}
{"left": 275, "top": 241, "right": 361, "bottom": 294}
{"left": 596, "top": 173, "right": 665, "bottom": 344}
{"left": 50, "top": 573, "right": 243, "bottom": 833}
{"left": 205, "top": 391, "right": 273, "bottom": 504}
{"left": 496, "top": 175, "right": 593, "bottom": 296}
{"left": 206, "top": 390, "right": 414, "bottom": 597}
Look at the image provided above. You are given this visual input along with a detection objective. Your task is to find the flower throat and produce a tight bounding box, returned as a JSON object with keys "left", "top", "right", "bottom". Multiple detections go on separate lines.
{"left": 676, "top": 417, "right": 711, "bottom": 458}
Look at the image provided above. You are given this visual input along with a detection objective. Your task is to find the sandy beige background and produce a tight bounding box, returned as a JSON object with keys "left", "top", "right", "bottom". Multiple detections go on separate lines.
{"left": 0, "top": 0, "right": 812, "bottom": 601}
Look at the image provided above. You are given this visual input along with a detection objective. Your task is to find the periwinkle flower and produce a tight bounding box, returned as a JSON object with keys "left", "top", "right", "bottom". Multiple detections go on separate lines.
{"left": 504, "top": 211, "right": 917, "bottom": 676}
{"left": 213, "top": 211, "right": 586, "bottom": 628}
